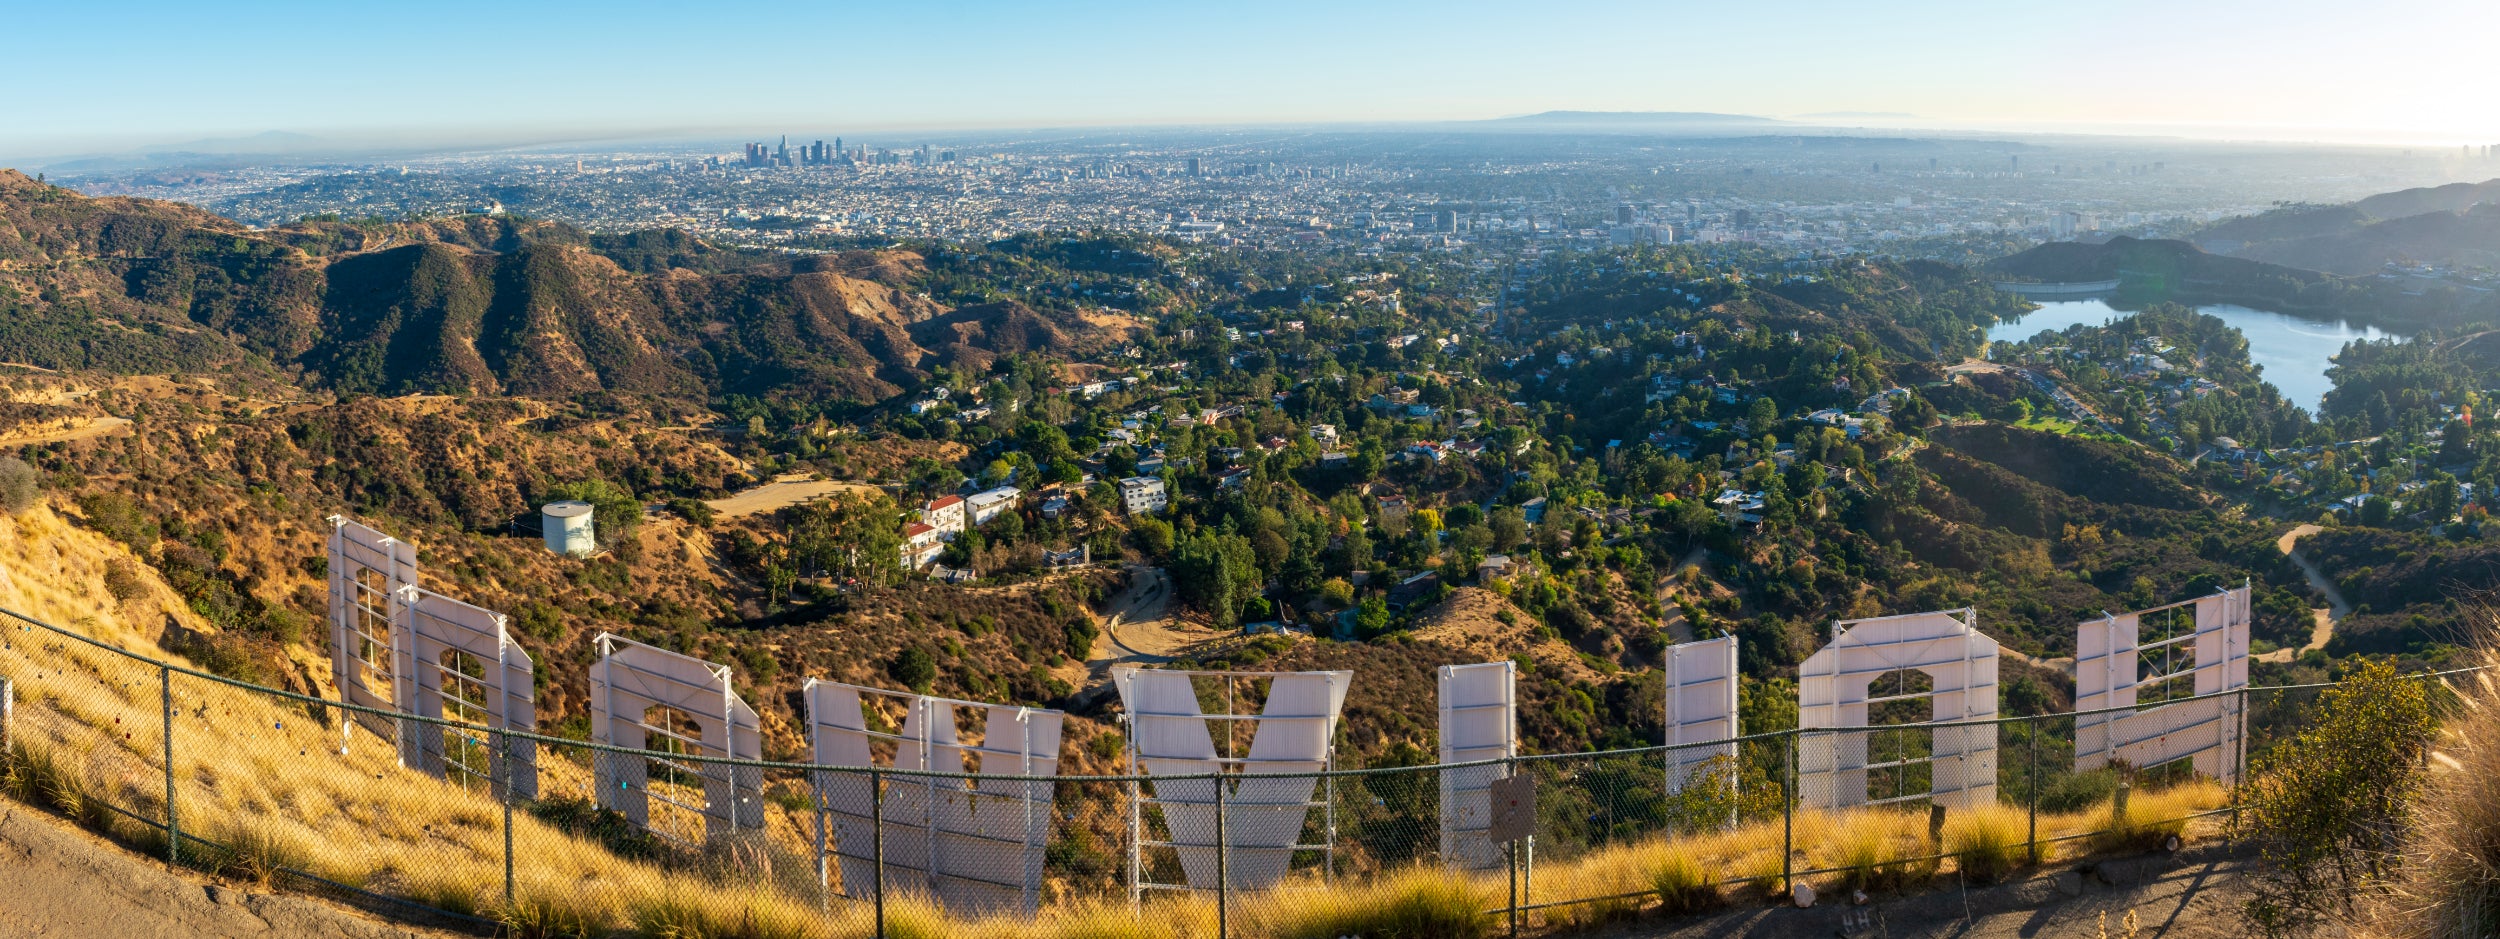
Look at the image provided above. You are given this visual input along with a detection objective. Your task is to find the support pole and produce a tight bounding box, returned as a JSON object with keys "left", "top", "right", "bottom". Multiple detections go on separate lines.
{"left": 2027, "top": 720, "right": 2040, "bottom": 862}
{"left": 2228, "top": 687, "right": 2247, "bottom": 843}
{"left": 1126, "top": 722, "right": 1142, "bottom": 905}
{"left": 501, "top": 730, "right": 515, "bottom": 905}
{"left": 872, "top": 768, "right": 885, "bottom": 938}
{"left": 161, "top": 665, "right": 179, "bottom": 865}
{"left": 1507, "top": 756, "right": 1521, "bottom": 939}
{"left": 815, "top": 775, "right": 830, "bottom": 893}
{"left": 1216, "top": 771, "right": 1230, "bottom": 939}
{"left": 1782, "top": 729, "right": 1796, "bottom": 898}
{"left": 1, "top": 675, "right": 14, "bottom": 755}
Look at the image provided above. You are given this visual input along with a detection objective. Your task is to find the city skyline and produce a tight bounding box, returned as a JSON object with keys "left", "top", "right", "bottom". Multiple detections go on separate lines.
{"left": 10, "top": 0, "right": 2500, "bottom": 159}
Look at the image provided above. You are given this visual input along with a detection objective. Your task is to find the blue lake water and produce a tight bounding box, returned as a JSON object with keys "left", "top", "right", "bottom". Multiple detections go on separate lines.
{"left": 1986, "top": 298, "right": 2399, "bottom": 415}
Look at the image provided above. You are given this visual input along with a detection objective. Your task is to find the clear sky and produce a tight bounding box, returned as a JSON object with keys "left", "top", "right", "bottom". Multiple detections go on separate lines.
{"left": 9, "top": 0, "right": 2498, "bottom": 155}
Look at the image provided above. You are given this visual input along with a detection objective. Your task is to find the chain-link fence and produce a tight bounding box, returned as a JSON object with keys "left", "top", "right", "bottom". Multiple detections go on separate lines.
{"left": 0, "top": 603, "right": 2463, "bottom": 938}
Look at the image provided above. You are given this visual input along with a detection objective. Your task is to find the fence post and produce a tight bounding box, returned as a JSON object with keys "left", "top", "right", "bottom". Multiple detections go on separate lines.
{"left": 2026, "top": 719, "right": 2040, "bottom": 862}
{"left": 1, "top": 675, "right": 13, "bottom": 755}
{"left": 872, "top": 767, "right": 885, "bottom": 939}
{"left": 1507, "top": 756, "right": 1520, "bottom": 939}
{"left": 1215, "top": 770, "right": 1230, "bottom": 939}
{"left": 2228, "top": 687, "right": 2247, "bottom": 843}
{"left": 1781, "top": 729, "right": 1796, "bottom": 898}
{"left": 501, "top": 730, "right": 515, "bottom": 907}
{"left": 160, "top": 664, "right": 179, "bottom": 866}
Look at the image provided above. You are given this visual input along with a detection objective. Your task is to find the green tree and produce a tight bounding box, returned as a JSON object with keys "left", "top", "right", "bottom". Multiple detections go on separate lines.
{"left": 1172, "top": 530, "right": 1261, "bottom": 627}
{"left": 1132, "top": 517, "right": 1175, "bottom": 558}
{"left": 785, "top": 492, "right": 905, "bottom": 587}
{"left": 1746, "top": 396, "right": 1779, "bottom": 433}
{"left": 1353, "top": 596, "right": 1393, "bottom": 639}
{"left": 545, "top": 478, "right": 643, "bottom": 543}
{"left": 889, "top": 647, "right": 938, "bottom": 694}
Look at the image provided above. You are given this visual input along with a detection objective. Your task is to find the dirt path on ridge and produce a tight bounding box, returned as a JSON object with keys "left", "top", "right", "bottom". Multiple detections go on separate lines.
{"left": 2257, "top": 523, "right": 2345, "bottom": 664}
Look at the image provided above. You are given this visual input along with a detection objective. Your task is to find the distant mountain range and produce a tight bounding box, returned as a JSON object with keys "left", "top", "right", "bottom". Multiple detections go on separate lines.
{"left": 2193, "top": 178, "right": 2500, "bottom": 275}
{"left": 1466, "top": 111, "right": 1785, "bottom": 133}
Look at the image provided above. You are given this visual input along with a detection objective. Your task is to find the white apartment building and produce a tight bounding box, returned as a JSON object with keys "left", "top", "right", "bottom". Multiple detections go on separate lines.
{"left": 1120, "top": 476, "right": 1169, "bottom": 515}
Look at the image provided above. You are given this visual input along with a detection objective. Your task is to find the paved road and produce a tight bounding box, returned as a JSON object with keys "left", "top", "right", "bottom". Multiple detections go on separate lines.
{"left": 2257, "top": 523, "right": 2345, "bottom": 664}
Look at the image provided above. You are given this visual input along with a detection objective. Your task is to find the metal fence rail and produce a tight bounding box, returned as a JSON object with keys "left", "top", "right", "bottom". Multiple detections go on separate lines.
{"left": 0, "top": 603, "right": 2468, "bottom": 938}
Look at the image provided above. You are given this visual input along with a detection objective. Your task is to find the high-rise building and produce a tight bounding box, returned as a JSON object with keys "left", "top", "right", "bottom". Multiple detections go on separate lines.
{"left": 1615, "top": 204, "right": 1635, "bottom": 225}
{"left": 1185, "top": 156, "right": 1202, "bottom": 176}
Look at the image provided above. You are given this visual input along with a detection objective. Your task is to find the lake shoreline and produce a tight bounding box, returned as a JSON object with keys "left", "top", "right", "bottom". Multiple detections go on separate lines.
{"left": 1988, "top": 297, "right": 2396, "bottom": 414}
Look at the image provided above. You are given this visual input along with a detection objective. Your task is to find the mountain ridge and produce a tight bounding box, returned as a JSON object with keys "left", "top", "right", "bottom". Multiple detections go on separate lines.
{"left": 0, "top": 170, "right": 1132, "bottom": 403}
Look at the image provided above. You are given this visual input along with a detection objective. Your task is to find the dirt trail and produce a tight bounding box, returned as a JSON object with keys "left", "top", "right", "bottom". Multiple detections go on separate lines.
{"left": 1600, "top": 844, "right": 2254, "bottom": 939}
{"left": 0, "top": 802, "right": 458, "bottom": 938}
{"left": 1656, "top": 546, "right": 1712, "bottom": 643}
{"left": 2257, "top": 524, "right": 2344, "bottom": 664}
{"left": 1089, "top": 565, "right": 1200, "bottom": 664}
{"left": 0, "top": 415, "right": 131, "bottom": 446}
{"left": 703, "top": 476, "right": 882, "bottom": 519}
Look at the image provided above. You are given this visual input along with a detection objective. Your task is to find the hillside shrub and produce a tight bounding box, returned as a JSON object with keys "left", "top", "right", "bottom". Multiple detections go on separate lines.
{"left": 0, "top": 456, "right": 39, "bottom": 514}
{"left": 890, "top": 647, "right": 936, "bottom": 693}
{"left": 2236, "top": 657, "right": 2437, "bottom": 937}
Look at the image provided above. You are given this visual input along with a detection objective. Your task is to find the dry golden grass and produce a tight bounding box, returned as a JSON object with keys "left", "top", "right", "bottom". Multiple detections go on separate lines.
{"left": 1943, "top": 801, "right": 2031, "bottom": 883}
{"left": 2359, "top": 643, "right": 2500, "bottom": 939}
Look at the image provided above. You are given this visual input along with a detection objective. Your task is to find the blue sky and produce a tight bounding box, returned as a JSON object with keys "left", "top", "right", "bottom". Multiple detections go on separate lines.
{"left": 8, "top": 0, "right": 2497, "bottom": 155}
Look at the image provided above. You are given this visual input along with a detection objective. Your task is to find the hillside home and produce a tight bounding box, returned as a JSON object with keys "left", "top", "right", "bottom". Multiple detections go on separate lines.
{"left": 1120, "top": 476, "right": 1169, "bottom": 515}
{"left": 966, "top": 487, "right": 1021, "bottom": 526}
{"left": 922, "top": 494, "right": 967, "bottom": 537}
{"left": 901, "top": 522, "right": 944, "bottom": 569}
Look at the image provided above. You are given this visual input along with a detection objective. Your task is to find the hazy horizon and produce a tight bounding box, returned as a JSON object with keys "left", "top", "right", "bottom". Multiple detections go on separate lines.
{"left": 11, "top": 0, "right": 2499, "bottom": 161}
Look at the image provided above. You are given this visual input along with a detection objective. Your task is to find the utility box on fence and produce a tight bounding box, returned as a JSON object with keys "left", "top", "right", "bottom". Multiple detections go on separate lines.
{"left": 1489, "top": 773, "right": 1536, "bottom": 844}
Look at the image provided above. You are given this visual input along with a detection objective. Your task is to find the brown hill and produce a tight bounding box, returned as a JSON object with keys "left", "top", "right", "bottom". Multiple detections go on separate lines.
{"left": 0, "top": 171, "right": 1131, "bottom": 402}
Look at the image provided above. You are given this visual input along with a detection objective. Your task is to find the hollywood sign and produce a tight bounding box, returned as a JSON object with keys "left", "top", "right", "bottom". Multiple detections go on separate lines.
{"left": 326, "top": 514, "right": 2248, "bottom": 911}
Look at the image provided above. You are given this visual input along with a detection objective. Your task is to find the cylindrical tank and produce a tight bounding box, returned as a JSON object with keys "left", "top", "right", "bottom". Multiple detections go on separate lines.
{"left": 542, "top": 501, "right": 596, "bottom": 557}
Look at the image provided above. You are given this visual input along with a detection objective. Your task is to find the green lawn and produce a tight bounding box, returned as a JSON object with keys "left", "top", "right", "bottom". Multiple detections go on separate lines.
{"left": 2012, "top": 413, "right": 2084, "bottom": 435}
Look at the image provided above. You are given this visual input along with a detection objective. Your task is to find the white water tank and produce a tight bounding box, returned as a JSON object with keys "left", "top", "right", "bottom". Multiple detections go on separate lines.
{"left": 542, "top": 501, "right": 596, "bottom": 557}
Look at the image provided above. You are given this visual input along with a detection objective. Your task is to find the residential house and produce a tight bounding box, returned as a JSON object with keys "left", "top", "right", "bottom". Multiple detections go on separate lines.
{"left": 901, "top": 522, "right": 944, "bottom": 569}
{"left": 1713, "top": 489, "right": 1768, "bottom": 526}
{"left": 966, "top": 487, "right": 1022, "bottom": 526}
{"left": 922, "top": 495, "right": 967, "bottom": 538}
{"left": 1120, "top": 476, "right": 1170, "bottom": 515}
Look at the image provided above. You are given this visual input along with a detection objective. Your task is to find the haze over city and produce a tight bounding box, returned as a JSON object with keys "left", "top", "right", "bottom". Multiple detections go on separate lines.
{"left": 12, "top": 0, "right": 2500, "bottom": 159}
